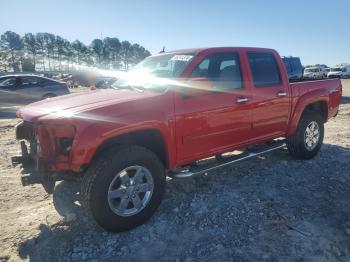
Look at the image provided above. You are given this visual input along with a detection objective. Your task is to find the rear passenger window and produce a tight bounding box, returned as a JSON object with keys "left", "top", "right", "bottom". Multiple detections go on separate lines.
{"left": 40, "top": 78, "right": 55, "bottom": 85}
{"left": 190, "top": 52, "right": 243, "bottom": 90}
{"left": 248, "top": 52, "right": 281, "bottom": 87}
{"left": 20, "top": 77, "right": 40, "bottom": 87}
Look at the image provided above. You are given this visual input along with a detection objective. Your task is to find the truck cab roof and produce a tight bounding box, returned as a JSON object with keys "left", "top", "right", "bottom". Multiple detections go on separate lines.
{"left": 163, "top": 47, "right": 277, "bottom": 55}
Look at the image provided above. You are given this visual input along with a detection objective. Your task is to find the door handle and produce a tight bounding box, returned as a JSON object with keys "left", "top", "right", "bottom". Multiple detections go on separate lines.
{"left": 277, "top": 91, "right": 287, "bottom": 97}
{"left": 236, "top": 97, "right": 249, "bottom": 104}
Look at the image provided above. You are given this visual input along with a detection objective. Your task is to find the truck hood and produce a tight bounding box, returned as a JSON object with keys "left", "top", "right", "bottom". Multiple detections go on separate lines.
{"left": 18, "top": 89, "right": 160, "bottom": 122}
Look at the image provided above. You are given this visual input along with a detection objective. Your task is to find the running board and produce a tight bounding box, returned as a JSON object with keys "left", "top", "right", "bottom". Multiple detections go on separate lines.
{"left": 169, "top": 140, "right": 286, "bottom": 179}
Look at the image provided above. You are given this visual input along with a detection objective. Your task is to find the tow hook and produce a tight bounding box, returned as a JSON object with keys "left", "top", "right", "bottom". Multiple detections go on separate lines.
{"left": 19, "top": 169, "right": 55, "bottom": 194}
{"left": 11, "top": 141, "right": 30, "bottom": 167}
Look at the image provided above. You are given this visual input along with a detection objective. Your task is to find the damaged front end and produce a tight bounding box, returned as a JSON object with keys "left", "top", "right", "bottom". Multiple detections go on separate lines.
{"left": 12, "top": 121, "right": 76, "bottom": 194}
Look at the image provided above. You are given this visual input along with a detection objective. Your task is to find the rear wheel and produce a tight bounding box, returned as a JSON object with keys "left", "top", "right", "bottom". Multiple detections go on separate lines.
{"left": 81, "top": 145, "right": 166, "bottom": 232}
{"left": 287, "top": 112, "right": 324, "bottom": 159}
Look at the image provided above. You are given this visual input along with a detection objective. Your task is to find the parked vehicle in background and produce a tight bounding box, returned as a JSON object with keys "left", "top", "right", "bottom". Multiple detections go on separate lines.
{"left": 61, "top": 73, "right": 94, "bottom": 88}
{"left": 311, "top": 64, "right": 328, "bottom": 70}
{"left": 324, "top": 67, "right": 331, "bottom": 77}
{"left": 303, "top": 67, "right": 325, "bottom": 79}
{"left": 96, "top": 77, "right": 118, "bottom": 89}
{"left": 282, "top": 56, "right": 303, "bottom": 81}
{"left": 328, "top": 65, "right": 350, "bottom": 79}
{"left": 61, "top": 72, "right": 116, "bottom": 88}
{"left": 61, "top": 74, "right": 84, "bottom": 88}
{"left": 0, "top": 74, "right": 70, "bottom": 109}
{"left": 13, "top": 47, "right": 342, "bottom": 232}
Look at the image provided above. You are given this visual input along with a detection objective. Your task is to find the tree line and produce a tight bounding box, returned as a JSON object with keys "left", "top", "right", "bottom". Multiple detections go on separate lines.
{"left": 0, "top": 31, "right": 151, "bottom": 72}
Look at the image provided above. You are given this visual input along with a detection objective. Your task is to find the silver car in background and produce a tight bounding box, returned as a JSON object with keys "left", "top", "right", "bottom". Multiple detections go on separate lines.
{"left": 0, "top": 74, "right": 70, "bottom": 113}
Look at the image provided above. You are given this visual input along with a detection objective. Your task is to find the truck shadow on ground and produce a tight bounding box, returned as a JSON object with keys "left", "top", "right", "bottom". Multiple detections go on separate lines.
{"left": 17, "top": 143, "right": 350, "bottom": 261}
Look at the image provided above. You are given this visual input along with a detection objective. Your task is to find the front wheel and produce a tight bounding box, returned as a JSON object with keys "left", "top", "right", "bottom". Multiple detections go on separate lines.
{"left": 81, "top": 145, "right": 166, "bottom": 232}
{"left": 287, "top": 112, "right": 324, "bottom": 159}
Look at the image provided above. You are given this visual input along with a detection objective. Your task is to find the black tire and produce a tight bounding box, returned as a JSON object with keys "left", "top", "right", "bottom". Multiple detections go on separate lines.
{"left": 287, "top": 112, "right": 324, "bottom": 159}
{"left": 81, "top": 145, "right": 166, "bottom": 232}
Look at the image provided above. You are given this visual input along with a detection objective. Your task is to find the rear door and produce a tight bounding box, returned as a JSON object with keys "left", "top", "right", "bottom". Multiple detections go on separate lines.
{"left": 246, "top": 51, "right": 290, "bottom": 140}
{"left": 175, "top": 51, "right": 253, "bottom": 163}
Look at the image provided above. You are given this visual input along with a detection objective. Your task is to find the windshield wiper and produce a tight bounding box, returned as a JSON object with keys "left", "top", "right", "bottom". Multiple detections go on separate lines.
{"left": 114, "top": 85, "right": 144, "bottom": 92}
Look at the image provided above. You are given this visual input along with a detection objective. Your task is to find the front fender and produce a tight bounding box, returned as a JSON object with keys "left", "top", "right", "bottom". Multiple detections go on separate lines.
{"left": 69, "top": 120, "right": 175, "bottom": 172}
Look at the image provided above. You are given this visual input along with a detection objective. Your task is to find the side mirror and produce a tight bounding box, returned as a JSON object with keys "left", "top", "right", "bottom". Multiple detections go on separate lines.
{"left": 181, "top": 77, "right": 212, "bottom": 98}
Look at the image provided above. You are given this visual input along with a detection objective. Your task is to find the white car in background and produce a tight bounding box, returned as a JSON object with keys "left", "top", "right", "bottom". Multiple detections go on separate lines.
{"left": 327, "top": 65, "right": 350, "bottom": 79}
{"left": 303, "top": 67, "right": 324, "bottom": 79}
{"left": 323, "top": 68, "right": 331, "bottom": 77}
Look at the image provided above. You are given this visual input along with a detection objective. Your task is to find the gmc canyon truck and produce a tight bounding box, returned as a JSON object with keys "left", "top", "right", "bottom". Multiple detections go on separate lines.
{"left": 12, "top": 47, "right": 342, "bottom": 232}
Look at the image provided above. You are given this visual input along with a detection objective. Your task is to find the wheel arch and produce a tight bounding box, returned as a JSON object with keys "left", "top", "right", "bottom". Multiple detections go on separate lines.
{"left": 93, "top": 128, "right": 170, "bottom": 169}
{"left": 301, "top": 100, "right": 328, "bottom": 121}
{"left": 288, "top": 97, "right": 328, "bottom": 135}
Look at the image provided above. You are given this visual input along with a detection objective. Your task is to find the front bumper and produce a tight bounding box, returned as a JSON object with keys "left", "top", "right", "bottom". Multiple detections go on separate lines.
{"left": 12, "top": 121, "right": 55, "bottom": 193}
{"left": 12, "top": 121, "right": 77, "bottom": 193}
{"left": 11, "top": 143, "right": 55, "bottom": 193}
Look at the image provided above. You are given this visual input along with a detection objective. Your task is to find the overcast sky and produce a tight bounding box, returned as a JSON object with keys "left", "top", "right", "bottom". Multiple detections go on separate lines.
{"left": 1, "top": 0, "right": 349, "bottom": 66}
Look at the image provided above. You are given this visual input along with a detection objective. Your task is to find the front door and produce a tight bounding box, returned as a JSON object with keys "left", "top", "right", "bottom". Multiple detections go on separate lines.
{"left": 174, "top": 51, "right": 252, "bottom": 164}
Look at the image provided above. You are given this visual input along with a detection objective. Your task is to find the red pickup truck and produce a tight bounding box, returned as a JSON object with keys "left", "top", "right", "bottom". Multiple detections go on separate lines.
{"left": 13, "top": 47, "right": 342, "bottom": 232}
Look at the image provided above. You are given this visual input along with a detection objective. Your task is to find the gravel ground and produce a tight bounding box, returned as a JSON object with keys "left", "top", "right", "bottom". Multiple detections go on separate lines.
{"left": 0, "top": 80, "right": 350, "bottom": 261}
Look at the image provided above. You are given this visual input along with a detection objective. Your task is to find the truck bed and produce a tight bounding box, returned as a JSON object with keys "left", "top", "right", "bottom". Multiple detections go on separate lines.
{"left": 289, "top": 78, "right": 342, "bottom": 121}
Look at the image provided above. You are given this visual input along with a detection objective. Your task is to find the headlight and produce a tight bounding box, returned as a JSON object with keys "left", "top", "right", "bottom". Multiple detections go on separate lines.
{"left": 52, "top": 125, "right": 75, "bottom": 155}
{"left": 57, "top": 137, "right": 74, "bottom": 155}
{"left": 35, "top": 124, "right": 75, "bottom": 158}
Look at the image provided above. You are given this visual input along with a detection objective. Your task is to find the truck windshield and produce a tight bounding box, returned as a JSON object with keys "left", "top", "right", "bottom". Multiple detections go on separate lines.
{"left": 113, "top": 53, "right": 194, "bottom": 91}
{"left": 330, "top": 67, "right": 342, "bottom": 72}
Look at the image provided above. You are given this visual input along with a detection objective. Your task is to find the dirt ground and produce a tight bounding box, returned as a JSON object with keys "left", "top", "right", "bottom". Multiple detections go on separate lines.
{"left": 0, "top": 81, "right": 350, "bottom": 261}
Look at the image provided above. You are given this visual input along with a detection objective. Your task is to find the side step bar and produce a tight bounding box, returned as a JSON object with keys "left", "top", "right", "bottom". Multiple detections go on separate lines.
{"left": 169, "top": 140, "right": 286, "bottom": 179}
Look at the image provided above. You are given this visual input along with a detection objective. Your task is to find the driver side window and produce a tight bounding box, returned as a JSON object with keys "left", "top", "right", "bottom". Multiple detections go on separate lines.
{"left": 190, "top": 52, "right": 243, "bottom": 90}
